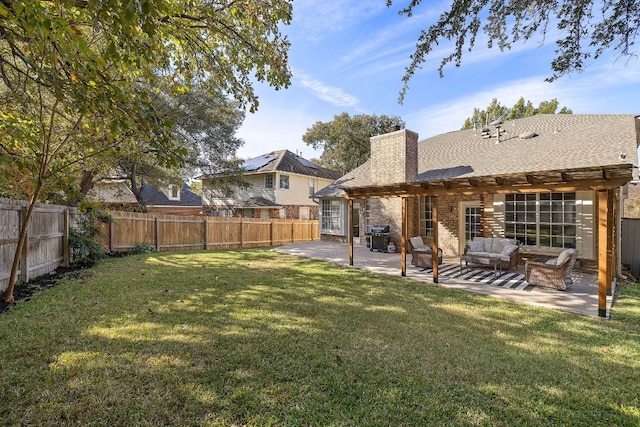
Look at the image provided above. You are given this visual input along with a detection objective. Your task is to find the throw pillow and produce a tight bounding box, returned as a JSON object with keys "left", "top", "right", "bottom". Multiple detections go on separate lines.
{"left": 501, "top": 243, "right": 518, "bottom": 256}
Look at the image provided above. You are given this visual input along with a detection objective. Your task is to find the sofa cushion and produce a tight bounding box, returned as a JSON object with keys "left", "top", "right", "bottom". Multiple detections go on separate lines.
{"left": 482, "top": 238, "right": 493, "bottom": 252}
{"left": 469, "top": 238, "right": 484, "bottom": 252}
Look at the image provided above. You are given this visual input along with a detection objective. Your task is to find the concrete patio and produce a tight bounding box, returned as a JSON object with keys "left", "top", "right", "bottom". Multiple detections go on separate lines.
{"left": 273, "top": 240, "right": 614, "bottom": 318}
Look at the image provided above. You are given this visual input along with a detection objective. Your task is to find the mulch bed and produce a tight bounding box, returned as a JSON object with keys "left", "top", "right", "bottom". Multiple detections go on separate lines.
{"left": 0, "top": 264, "right": 92, "bottom": 315}
{"left": 0, "top": 251, "right": 133, "bottom": 315}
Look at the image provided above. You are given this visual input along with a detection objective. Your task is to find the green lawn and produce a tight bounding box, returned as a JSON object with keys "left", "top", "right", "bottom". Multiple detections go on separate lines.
{"left": 1, "top": 249, "right": 639, "bottom": 426}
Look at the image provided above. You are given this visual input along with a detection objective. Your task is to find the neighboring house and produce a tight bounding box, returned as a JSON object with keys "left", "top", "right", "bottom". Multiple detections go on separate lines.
{"left": 138, "top": 183, "right": 202, "bottom": 215}
{"left": 87, "top": 180, "right": 138, "bottom": 210}
{"left": 200, "top": 149, "right": 341, "bottom": 219}
{"left": 315, "top": 114, "right": 639, "bottom": 275}
{"left": 90, "top": 181, "right": 202, "bottom": 215}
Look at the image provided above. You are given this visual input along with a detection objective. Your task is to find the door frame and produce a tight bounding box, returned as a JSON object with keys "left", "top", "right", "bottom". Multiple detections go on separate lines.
{"left": 458, "top": 200, "right": 482, "bottom": 254}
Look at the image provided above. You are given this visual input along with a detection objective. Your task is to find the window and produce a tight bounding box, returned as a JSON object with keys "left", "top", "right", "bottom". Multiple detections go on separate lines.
{"left": 419, "top": 196, "right": 435, "bottom": 237}
{"left": 299, "top": 206, "right": 310, "bottom": 220}
{"left": 264, "top": 174, "right": 274, "bottom": 189}
{"left": 321, "top": 199, "right": 342, "bottom": 232}
{"left": 464, "top": 206, "right": 482, "bottom": 244}
{"left": 169, "top": 185, "right": 179, "bottom": 200}
{"left": 308, "top": 179, "right": 315, "bottom": 196}
{"left": 505, "top": 192, "right": 576, "bottom": 248}
{"left": 279, "top": 175, "right": 289, "bottom": 189}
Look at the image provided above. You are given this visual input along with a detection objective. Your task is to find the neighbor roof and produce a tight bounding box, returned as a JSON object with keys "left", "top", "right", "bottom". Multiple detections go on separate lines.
{"left": 201, "top": 150, "right": 341, "bottom": 181}
{"left": 315, "top": 114, "right": 639, "bottom": 198}
{"left": 140, "top": 183, "right": 202, "bottom": 207}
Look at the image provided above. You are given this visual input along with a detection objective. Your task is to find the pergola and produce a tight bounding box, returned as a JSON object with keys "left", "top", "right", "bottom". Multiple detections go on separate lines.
{"left": 344, "top": 163, "right": 634, "bottom": 318}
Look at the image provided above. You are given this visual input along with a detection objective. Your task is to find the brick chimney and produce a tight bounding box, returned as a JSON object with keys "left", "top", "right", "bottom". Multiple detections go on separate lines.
{"left": 370, "top": 128, "right": 418, "bottom": 185}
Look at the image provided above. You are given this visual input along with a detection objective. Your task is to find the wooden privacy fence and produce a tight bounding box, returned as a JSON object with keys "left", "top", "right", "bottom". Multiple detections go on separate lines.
{"left": 0, "top": 198, "right": 79, "bottom": 292}
{"left": 102, "top": 211, "right": 320, "bottom": 252}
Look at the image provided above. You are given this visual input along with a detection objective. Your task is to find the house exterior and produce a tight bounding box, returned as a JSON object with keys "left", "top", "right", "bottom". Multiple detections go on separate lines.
{"left": 315, "top": 114, "right": 639, "bottom": 278}
{"left": 90, "top": 181, "right": 202, "bottom": 215}
{"left": 200, "top": 149, "right": 341, "bottom": 219}
{"left": 87, "top": 180, "right": 139, "bottom": 210}
{"left": 138, "top": 183, "right": 203, "bottom": 215}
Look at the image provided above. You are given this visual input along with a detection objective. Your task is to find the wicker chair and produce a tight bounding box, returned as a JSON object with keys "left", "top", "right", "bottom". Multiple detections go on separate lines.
{"left": 409, "top": 236, "right": 443, "bottom": 269}
{"left": 524, "top": 248, "right": 578, "bottom": 290}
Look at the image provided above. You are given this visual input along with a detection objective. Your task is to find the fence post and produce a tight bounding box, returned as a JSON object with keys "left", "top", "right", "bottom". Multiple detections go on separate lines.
{"left": 271, "top": 221, "right": 275, "bottom": 246}
{"left": 62, "top": 209, "right": 70, "bottom": 267}
{"left": 155, "top": 218, "right": 161, "bottom": 251}
{"left": 20, "top": 207, "right": 29, "bottom": 283}
{"left": 109, "top": 221, "right": 115, "bottom": 252}
{"left": 240, "top": 217, "right": 244, "bottom": 248}
{"left": 203, "top": 218, "right": 208, "bottom": 250}
{"left": 291, "top": 221, "right": 294, "bottom": 244}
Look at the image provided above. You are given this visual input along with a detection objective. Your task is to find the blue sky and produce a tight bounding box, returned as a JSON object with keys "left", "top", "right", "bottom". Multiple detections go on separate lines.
{"left": 235, "top": 0, "right": 640, "bottom": 161}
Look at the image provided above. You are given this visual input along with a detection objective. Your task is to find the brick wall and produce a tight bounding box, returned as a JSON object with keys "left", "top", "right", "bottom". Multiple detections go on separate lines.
{"left": 370, "top": 129, "right": 418, "bottom": 185}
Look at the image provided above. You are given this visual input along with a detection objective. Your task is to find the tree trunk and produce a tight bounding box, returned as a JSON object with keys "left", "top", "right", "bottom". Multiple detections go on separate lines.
{"left": 4, "top": 181, "right": 44, "bottom": 302}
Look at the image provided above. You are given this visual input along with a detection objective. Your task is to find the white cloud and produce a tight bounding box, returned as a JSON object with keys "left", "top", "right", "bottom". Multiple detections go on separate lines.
{"left": 296, "top": 71, "right": 360, "bottom": 108}
{"left": 292, "top": 0, "right": 386, "bottom": 36}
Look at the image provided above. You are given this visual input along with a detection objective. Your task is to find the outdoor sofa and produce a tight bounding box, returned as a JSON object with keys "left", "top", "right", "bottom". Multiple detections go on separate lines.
{"left": 463, "top": 237, "right": 520, "bottom": 271}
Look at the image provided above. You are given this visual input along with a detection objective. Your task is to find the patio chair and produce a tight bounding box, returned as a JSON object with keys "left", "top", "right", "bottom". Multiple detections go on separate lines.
{"left": 524, "top": 248, "right": 578, "bottom": 290}
{"left": 409, "top": 236, "right": 443, "bottom": 269}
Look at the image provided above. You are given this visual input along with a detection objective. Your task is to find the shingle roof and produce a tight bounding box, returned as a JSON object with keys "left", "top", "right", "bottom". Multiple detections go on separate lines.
{"left": 235, "top": 196, "right": 281, "bottom": 208}
{"left": 140, "top": 183, "right": 202, "bottom": 207}
{"left": 244, "top": 150, "right": 342, "bottom": 180}
{"left": 315, "top": 114, "right": 639, "bottom": 198}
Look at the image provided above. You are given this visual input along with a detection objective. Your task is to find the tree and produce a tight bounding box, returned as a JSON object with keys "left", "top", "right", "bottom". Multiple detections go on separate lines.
{"left": 100, "top": 84, "right": 248, "bottom": 209}
{"left": 387, "top": 0, "right": 640, "bottom": 102}
{"left": 302, "top": 113, "right": 405, "bottom": 175}
{"left": 461, "top": 97, "right": 573, "bottom": 129}
{"left": 0, "top": 0, "right": 292, "bottom": 302}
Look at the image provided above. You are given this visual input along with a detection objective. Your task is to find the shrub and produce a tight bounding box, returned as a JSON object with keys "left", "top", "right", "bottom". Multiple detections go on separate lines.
{"left": 69, "top": 201, "right": 113, "bottom": 265}
{"left": 130, "top": 242, "right": 157, "bottom": 254}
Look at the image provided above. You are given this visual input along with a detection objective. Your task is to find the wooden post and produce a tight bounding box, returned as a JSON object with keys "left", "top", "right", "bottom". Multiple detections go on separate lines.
{"left": 401, "top": 197, "right": 407, "bottom": 276}
{"left": 432, "top": 196, "right": 439, "bottom": 284}
{"left": 240, "top": 217, "right": 244, "bottom": 248}
{"left": 62, "top": 209, "right": 70, "bottom": 267}
{"left": 271, "top": 221, "right": 275, "bottom": 246}
{"left": 291, "top": 221, "right": 295, "bottom": 243}
{"left": 349, "top": 199, "right": 354, "bottom": 266}
{"left": 20, "top": 207, "right": 29, "bottom": 283}
{"left": 607, "top": 189, "right": 614, "bottom": 294}
{"left": 155, "top": 218, "right": 161, "bottom": 252}
{"left": 203, "top": 218, "right": 208, "bottom": 250}
{"left": 109, "top": 221, "right": 115, "bottom": 253}
{"left": 597, "top": 190, "right": 609, "bottom": 318}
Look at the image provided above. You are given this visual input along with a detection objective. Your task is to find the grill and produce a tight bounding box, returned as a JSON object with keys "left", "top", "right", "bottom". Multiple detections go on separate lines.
{"left": 367, "top": 225, "right": 391, "bottom": 252}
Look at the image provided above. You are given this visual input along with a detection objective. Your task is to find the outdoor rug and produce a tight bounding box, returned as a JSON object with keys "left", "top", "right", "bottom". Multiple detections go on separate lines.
{"left": 419, "top": 263, "right": 535, "bottom": 291}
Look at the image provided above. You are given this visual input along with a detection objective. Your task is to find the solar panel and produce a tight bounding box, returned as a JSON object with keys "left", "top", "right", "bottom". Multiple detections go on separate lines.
{"left": 243, "top": 155, "right": 275, "bottom": 171}
{"left": 296, "top": 156, "right": 318, "bottom": 169}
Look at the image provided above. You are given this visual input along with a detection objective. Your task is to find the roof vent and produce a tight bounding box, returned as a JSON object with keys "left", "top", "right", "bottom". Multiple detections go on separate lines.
{"left": 519, "top": 131, "right": 538, "bottom": 139}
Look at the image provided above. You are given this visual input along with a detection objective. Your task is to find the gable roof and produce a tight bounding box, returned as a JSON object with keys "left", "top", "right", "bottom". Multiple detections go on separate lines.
{"left": 316, "top": 114, "right": 639, "bottom": 198}
{"left": 140, "top": 183, "right": 202, "bottom": 207}
{"left": 250, "top": 149, "right": 342, "bottom": 180}
{"left": 202, "top": 149, "right": 341, "bottom": 181}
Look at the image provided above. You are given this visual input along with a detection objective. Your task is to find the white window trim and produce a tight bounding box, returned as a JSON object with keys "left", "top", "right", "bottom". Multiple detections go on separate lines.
{"left": 321, "top": 199, "right": 343, "bottom": 234}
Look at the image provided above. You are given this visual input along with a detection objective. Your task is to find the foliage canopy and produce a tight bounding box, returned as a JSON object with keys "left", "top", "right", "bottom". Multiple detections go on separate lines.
{"left": 387, "top": 0, "right": 640, "bottom": 102}
{"left": 461, "top": 97, "right": 573, "bottom": 129}
{"left": 303, "top": 113, "right": 405, "bottom": 175}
